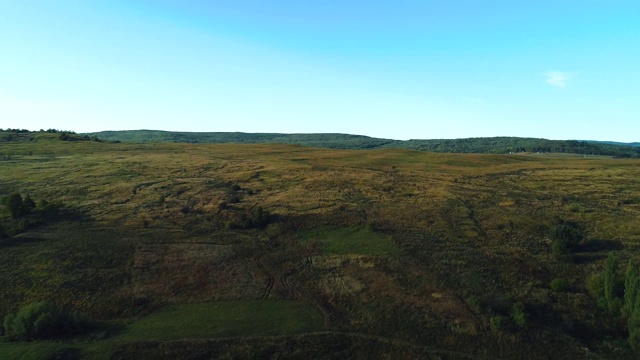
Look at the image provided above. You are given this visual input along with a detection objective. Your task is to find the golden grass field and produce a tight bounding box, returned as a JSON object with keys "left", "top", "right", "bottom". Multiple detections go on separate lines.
{"left": 1, "top": 133, "right": 640, "bottom": 359}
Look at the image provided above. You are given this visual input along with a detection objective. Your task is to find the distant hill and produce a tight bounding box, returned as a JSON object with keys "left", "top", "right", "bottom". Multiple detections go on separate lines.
{"left": 585, "top": 140, "right": 640, "bottom": 147}
{"left": 86, "top": 130, "right": 640, "bottom": 158}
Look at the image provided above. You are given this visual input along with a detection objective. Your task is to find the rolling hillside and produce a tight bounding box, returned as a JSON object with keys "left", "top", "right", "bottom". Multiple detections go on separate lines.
{"left": 87, "top": 130, "right": 640, "bottom": 158}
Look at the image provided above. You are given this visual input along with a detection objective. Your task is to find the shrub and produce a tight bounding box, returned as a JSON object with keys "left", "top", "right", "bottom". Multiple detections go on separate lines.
{"left": 586, "top": 272, "right": 604, "bottom": 299}
{"left": 242, "top": 206, "right": 271, "bottom": 229}
{"left": 510, "top": 302, "right": 527, "bottom": 329}
{"left": 550, "top": 278, "right": 569, "bottom": 292}
{"left": 224, "top": 220, "right": 234, "bottom": 230}
{"left": 567, "top": 203, "right": 583, "bottom": 213}
{"left": 465, "top": 296, "right": 483, "bottom": 312}
{"left": 489, "top": 316, "right": 504, "bottom": 333}
{"left": 3, "top": 301, "right": 89, "bottom": 340}
{"left": 265, "top": 223, "right": 284, "bottom": 238}
{"left": 549, "top": 222, "right": 583, "bottom": 248}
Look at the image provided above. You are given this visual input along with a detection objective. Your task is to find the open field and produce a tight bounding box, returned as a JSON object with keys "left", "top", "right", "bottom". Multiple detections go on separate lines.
{"left": 1, "top": 132, "right": 640, "bottom": 358}
{"left": 118, "top": 300, "right": 324, "bottom": 340}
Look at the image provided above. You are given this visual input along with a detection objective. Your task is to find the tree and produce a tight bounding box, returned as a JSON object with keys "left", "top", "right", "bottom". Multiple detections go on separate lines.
{"left": 604, "top": 252, "right": 621, "bottom": 314}
{"left": 549, "top": 222, "right": 583, "bottom": 247}
{"left": 629, "top": 294, "right": 640, "bottom": 352}
{"left": 4, "top": 192, "right": 25, "bottom": 218}
{"left": 625, "top": 259, "right": 639, "bottom": 317}
{"left": 549, "top": 221, "right": 583, "bottom": 262}
{"left": 2, "top": 192, "right": 35, "bottom": 218}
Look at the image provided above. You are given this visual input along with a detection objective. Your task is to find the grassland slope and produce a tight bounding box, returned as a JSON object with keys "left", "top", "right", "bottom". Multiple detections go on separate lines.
{"left": 1, "top": 132, "right": 639, "bottom": 358}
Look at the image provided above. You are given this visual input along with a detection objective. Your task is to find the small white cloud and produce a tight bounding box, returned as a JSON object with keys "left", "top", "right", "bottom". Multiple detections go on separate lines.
{"left": 545, "top": 71, "right": 570, "bottom": 88}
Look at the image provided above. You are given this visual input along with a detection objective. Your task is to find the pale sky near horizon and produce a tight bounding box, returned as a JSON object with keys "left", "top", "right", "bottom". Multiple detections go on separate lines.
{"left": 1, "top": 1, "right": 639, "bottom": 141}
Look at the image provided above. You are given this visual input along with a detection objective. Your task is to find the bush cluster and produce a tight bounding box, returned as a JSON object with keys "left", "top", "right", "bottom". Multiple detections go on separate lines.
{"left": 1, "top": 193, "right": 64, "bottom": 236}
{"left": 3, "top": 302, "right": 89, "bottom": 340}
{"left": 550, "top": 278, "right": 569, "bottom": 292}
{"left": 3, "top": 192, "right": 35, "bottom": 218}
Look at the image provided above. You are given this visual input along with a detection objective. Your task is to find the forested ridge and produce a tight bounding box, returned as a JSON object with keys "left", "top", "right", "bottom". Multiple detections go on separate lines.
{"left": 85, "top": 130, "right": 640, "bottom": 157}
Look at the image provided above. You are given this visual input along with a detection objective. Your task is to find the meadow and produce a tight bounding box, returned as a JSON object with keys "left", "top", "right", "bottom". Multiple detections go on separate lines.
{"left": 1, "top": 131, "right": 639, "bottom": 359}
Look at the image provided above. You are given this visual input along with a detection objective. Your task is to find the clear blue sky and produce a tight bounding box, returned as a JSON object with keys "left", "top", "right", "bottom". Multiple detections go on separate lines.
{"left": 1, "top": 1, "right": 639, "bottom": 141}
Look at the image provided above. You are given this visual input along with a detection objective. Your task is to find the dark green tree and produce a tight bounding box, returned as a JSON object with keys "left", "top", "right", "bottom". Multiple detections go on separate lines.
{"left": 3, "top": 192, "right": 36, "bottom": 218}
{"left": 549, "top": 221, "right": 583, "bottom": 262}
{"left": 4, "top": 192, "right": 26, "bottom": 218}
{"left": 604, "top": 252, "right": 620, "bottom": 314}
{"left": 549, "top": 222, "right": 583, "bottom": 247}
{"left": 625, "top": 259, "right": 639, "bottom": 317}
{"left": 242, "top": 206, "right": 271, "bottom": 229}
{"left": 629, "top": 294, "right": 640, "bottom": 352}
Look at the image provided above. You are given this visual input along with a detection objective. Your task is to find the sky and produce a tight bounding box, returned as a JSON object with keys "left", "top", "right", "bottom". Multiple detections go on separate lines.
{"left": 0, "top": 1, "right": 639, "bottom": 141}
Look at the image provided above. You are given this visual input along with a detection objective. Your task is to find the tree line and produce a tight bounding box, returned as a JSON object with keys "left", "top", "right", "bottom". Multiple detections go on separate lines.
{"left": 86, "top": 131, "right": 640, "bottom": 158}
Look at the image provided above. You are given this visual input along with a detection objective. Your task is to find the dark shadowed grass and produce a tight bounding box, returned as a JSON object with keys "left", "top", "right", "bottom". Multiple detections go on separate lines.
{"left": 296, "top": 227, "right": 400, "bottom": 255}
{"left": 116, "top": 300, "right": 324, "bottom": 340}
{"left": 0, "top": 342, "right": 81, "bottom": 360}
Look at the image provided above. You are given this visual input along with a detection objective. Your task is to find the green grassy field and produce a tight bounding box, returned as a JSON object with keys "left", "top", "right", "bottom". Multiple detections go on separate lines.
{"left": 118, "top": 300, "right": 323, "bottom": 340}
{"left": 1, "top": 132, "right": 640, "bottom": 359}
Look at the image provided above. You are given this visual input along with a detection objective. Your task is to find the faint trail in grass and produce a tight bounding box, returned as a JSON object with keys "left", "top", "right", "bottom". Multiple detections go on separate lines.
{"left": 254, "top": 253, "right": 275, "bottom": 299}
{"left": 280, "top": 256, "right": 313, "bottom": 299}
